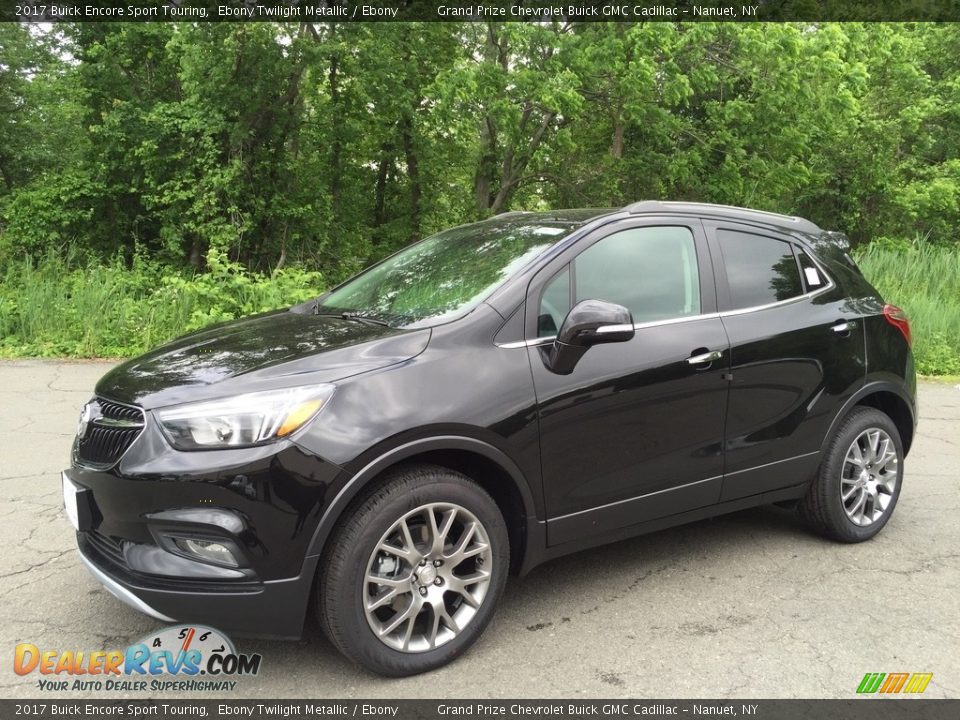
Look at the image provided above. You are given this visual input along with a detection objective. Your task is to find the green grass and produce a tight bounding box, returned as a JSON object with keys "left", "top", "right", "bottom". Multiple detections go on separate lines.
{"left": 0, "top": 250, "right": 324, "bottom": 358}
{"left": 1, "top": 243, "right": 959, "bottom": 374}
{"left": 855, "top": 242, "right": 960, "bottom": 376}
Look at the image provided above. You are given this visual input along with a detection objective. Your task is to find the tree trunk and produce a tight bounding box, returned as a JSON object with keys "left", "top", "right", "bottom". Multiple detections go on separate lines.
{"left": 373, "top": 142, "right": 391, "bottom": 229}
{"left": 489, "top": 111, "right": 555, "bottom": 215}
{"left": 0, "top": 156, "right": 13, "bottom": 192}
{"left": 401, "top": 114, "right": 421, "bottom": 240}
{"left": 188, "top": 240, "right": 202, "bottom": 268}
{"left": 274, "top": 222, "right": 288, "bottom": 272}
{"left": 328, "top": 52, "right": 343, "bottom": 206}
{"left": 611, "top": 119, "right": 625, "bottom": 159}
{"left": 474, "top": 116, "right": 497, "bottom": 216}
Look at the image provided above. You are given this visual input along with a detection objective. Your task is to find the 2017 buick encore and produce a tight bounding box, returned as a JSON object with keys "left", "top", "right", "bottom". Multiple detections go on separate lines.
{"left": 63, "top": 201, "right": 916, "bottom": 676}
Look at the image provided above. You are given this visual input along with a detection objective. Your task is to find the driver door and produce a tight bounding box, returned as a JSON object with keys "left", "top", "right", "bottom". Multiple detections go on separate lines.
{"left": 526, "top": 219, "right": 731, "bottom": 547}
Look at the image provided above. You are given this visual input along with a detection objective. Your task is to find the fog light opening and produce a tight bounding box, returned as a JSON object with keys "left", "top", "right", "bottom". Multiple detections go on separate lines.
{"left": 172, "top": 537, "right": 239, "bottom": 567}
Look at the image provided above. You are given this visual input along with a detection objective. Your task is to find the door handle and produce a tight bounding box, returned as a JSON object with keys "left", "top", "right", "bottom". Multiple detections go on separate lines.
{"left": 687, "top": 349, "right": 723, "bottom": 365}
{"left": 831, "top": 320, "right": 858, "bottom": 335}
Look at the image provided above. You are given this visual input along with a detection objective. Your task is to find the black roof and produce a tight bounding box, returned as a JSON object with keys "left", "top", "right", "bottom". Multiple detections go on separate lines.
{"left": 486, "top": 202, "right": 821, "bottom": 236}
{"left": 623, "top": 200, "right": 821, "bottom": 234}
{"left": 483, "top": 208, "right": 614, "bottom": 225}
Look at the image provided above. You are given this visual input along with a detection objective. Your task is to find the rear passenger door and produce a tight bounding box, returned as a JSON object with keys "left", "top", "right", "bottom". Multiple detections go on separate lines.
{"left": 705, "top": 221, "right": 866, "bottom": 502}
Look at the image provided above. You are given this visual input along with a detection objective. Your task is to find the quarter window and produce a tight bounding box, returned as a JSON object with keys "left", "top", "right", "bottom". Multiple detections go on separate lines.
{"left": 717, "top": 230, "right": 803, "bottom": 310}
{"left": 538, "top": 266, "right": 571, "bottom": 337}
{"left": 796, "top": 250, "right": 827, "bottom": 291}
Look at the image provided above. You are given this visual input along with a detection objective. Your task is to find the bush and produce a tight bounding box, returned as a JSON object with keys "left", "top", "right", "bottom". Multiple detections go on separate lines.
{"left": 855, "top": 241, "right": 960, "bottom": 376}
{"left": 0, "top": 249, "right": 324, "bottom": 358}
{"left": 2, "top": 241, "right": 959, "bottom": 377}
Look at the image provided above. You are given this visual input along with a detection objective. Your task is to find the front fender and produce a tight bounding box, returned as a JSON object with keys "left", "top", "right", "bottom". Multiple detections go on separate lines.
{"left": 302, "top": 435, "right": 540, "bottom": 561}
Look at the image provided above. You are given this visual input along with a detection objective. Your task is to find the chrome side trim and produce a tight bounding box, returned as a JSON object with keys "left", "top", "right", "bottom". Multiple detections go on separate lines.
{"left": 550, "top": 475, "right": 722, "bottom": 522}
{"left": 498, "top": 336, "right": 554, "bottom": 350}
{"left": 499, "top": 231, "right": 836, "bottom": 347}
{"left": 718, "top": 283, "right": 833, "bottom": 317}
{"left": 496, "top": 312, "right": 722, "bottom": 348}
{"left": 548, "top": 452, "right": 821, "bottom": 523}
{"left": 723, "top": 450, "right": 820, "bottom": 477}
{"left": 718, "top": 253, "right": 836, "bottom": 318}
{"left": 78, "top": 549, "right": 176, "bottom": 623}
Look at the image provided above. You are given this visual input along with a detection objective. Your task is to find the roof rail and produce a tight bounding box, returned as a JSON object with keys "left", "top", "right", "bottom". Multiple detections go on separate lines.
{"left": 622, "top": 200, "right": 821, "bottom": 234}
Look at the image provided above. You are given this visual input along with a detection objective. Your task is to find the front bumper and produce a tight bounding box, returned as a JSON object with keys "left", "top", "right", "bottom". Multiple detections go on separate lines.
{"left": 78, "top": 531, "right": 318, "bottom": 639}
{"left": 64, "top": 426, "right": 342, "bottom": 640}
{"left": 78, "top": 545, "right": 174, "bottom": 622}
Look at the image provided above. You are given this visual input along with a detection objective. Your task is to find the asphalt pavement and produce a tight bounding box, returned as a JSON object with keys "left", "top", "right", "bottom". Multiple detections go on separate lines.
{"left": 1, "top": 360, "right": 957, "bottom": 699}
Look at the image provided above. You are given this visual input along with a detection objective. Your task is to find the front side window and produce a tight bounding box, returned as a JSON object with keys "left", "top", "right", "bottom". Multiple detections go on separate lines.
{"left": 319, "top": 221, "right": 574, "bottom": 327}
{"left": 537, "top": 226, "right": 700, "bottom": 336}
{"left": 717, "top": 230, "right": 803, "bottom": 310}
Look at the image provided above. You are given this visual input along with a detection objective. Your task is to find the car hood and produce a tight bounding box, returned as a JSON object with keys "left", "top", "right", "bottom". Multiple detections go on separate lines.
{"left": 96, "top": 310, "right": 431, "bottom": 410}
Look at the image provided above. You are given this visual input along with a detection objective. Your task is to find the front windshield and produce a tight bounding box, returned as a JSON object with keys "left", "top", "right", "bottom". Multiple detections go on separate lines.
{"left": 317, "top": 220, "right": 577, "bottom": 327}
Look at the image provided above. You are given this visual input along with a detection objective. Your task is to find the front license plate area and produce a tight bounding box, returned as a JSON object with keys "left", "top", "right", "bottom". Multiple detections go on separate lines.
{"left": 62, "top": 473, "right": 95, "bottom": 532}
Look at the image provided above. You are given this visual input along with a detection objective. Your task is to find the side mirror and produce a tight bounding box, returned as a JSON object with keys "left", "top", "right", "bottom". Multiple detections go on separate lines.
{"left": 541, "top": 299, "right": 634, "bottom": 375}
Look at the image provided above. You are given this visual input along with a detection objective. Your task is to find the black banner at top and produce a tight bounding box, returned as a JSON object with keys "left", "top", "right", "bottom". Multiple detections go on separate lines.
{"left": 3, "top": 0, "right": 960, "bottom": 23}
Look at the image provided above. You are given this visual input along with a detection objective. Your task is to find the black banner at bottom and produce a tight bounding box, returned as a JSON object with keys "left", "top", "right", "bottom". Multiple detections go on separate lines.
{"left": 1, "top": 700, "right": 957, "bottom": 720}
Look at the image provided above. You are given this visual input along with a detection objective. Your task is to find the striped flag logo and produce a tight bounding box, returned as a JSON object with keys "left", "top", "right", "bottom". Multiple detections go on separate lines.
{"left": 857, "top": 672, "right": 933, "bottom": 694}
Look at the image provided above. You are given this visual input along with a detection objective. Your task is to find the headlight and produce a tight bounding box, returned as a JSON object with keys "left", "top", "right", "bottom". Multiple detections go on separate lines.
{"left": 155, "top": 385, "right": 335, "bottom": 450}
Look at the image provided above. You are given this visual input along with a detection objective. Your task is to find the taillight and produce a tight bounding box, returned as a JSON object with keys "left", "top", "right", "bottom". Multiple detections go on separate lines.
{"left": 883, "top": 304, "right": 912, "bottom": 346}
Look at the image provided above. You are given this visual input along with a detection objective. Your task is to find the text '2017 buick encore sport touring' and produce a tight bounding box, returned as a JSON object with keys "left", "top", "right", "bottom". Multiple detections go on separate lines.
{"left": 64, "top": 201, "right": 916, "bottom": 676}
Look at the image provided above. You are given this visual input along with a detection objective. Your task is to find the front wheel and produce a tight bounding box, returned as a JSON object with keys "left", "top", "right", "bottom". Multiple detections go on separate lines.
{"left": 316, "top": 464, "right": 509, "bottom": 676}
{"left": 800, "top": 407, "right": 904, "bottom": 542}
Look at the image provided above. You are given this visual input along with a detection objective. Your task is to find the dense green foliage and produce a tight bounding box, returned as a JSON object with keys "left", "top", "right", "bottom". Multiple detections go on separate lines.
{"left": 856, "top": 242, "right": 960, "bottom": 376}
{"left": 0, "top": 250, "right": 322, "bottom": 357}
{"left": 1, "top": 244, "right": 956, "bottom": 375}
{"left": 0, "top": 22, "right": 958, "bottom": 370}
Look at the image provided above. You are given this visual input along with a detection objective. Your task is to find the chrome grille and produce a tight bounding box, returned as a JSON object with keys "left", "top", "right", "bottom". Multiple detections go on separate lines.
{"left": 76, "top": 397, "right": 145, "bottom": 467}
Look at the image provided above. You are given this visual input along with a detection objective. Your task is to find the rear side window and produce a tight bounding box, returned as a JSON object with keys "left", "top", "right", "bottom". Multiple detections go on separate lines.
{"left": 717, "top": 230, "right": 803, "bottom": 310}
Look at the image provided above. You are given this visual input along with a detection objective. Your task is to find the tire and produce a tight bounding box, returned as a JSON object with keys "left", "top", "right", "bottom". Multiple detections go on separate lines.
{"left": 800, "top": 407, "right": 904, "bottom": 542}
{"left": 316, "top": 464, "right": 510, "bottom": 676}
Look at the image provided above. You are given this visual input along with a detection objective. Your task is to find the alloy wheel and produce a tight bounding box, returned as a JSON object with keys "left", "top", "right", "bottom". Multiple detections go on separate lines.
{"left": 363, "top": 502, "right": 493, "bottom": 652}
{"left": 840, "top": 428, "right": 899, "bottom": 526}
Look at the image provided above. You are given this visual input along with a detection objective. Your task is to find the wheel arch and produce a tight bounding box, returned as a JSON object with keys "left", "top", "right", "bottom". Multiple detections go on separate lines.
{"left": 304, "top": 436, "right": 540, "bottom": 574}
{"left": 823, "top": 381, "right": 916, "bottom": 457}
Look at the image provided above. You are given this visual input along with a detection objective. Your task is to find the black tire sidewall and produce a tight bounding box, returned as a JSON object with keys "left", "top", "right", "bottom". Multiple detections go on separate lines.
{"left": 819, "top": 408, "right": 905, "bottom": 542}
{"left": 320, "top": 470, "right": 509, "bottom": 677}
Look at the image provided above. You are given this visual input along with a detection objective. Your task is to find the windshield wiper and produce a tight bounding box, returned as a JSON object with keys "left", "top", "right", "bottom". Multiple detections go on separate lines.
{"left": 315, "top": 311, "right": 391, "bottom": 328}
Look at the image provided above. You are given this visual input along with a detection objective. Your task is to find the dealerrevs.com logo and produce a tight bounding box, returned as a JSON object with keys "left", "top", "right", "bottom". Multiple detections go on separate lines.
{"left": 856, "top": 672, "right": 933, "bottom": 695}
{"left": 14, "top": 625, "right": 262, "bottom": 692}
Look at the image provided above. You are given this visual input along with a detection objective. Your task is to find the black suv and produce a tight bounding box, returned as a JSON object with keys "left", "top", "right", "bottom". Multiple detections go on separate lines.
{"left": 64, "top": 201, "right": 916, "bottom": 676}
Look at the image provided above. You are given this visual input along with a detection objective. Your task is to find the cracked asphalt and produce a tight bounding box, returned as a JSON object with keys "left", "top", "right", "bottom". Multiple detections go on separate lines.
{"left": 1, "top": 359, "right": 958, "bottom": 699}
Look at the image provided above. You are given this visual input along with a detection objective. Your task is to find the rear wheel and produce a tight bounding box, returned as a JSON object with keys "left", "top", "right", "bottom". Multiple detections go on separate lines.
{"left": 800, "top": 407, "right": 904, "bottom": 542}
{"left": 316, "top": 464, "right": 509, "bottom": 676}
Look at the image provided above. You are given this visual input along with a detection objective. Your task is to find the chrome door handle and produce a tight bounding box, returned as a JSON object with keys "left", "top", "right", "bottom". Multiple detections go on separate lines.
{"left": 831, "top": 320, "right": 857, "bottom": 334}
{"left": 687, "top": 350, "right": 723, "bottom": 365}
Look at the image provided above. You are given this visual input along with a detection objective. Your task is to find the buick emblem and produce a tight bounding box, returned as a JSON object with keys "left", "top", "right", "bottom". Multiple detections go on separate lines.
{"left": 77, "top": 403, "right": 94, "bottom": 440}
